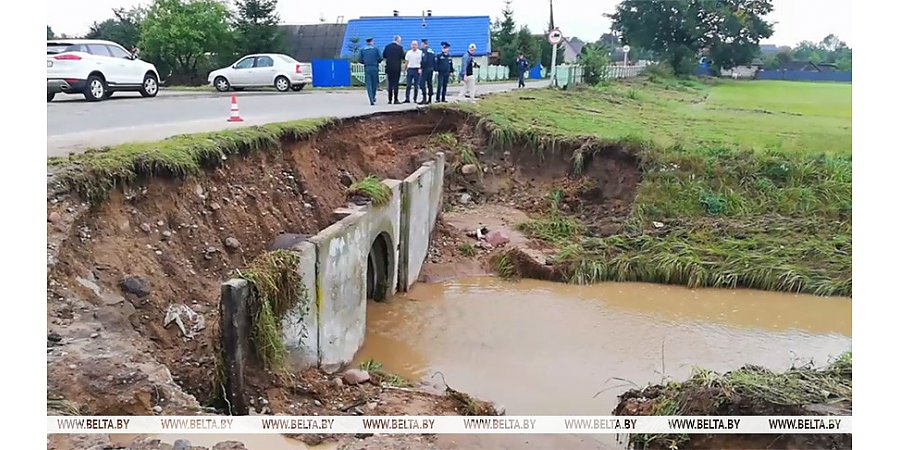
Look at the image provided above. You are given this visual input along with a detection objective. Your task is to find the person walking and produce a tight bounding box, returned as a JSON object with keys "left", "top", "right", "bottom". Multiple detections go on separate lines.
{"left": 382, "top": 36, "right": 404, "bottom": 104}
{"left": 516, "top": 53, "right": 529, "bottom": 88}
{"left": 358, "top": 37, "right": 382, "bottom": 105}
{"left": 458, "top": 43, "right": 480, "bottom": 100}
{"left": 403, "top": 40, "right": 423, "bottom": 103}
{"left": 435, "top": 42, "right": 454, "bottom": 103}
{"left": 417, "top": 39, "right": 437, "bottom": 105}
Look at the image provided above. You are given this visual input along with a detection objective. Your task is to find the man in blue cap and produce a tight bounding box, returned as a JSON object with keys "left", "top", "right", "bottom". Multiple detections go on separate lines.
{"left": 417, "top": 39, "right": 436, "bottom": 105}
{"left": 435, "top": 41, "right": 454, "bottom": 103}
{"left": 357, "top": 37, "right": 382, "bottom": 105}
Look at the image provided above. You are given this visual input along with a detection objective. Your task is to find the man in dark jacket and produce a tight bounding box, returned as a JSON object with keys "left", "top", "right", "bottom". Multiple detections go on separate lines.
{"left": 435, "top": 42, "right": 454, "bottom": 103}
{"left": 516, "top": 53, "right": 529, "bottom": 88}
{"left": 417, "top": 39, "right": 436, "bottom": 105}
{"left": 358, "top": 37, "right": 382, "bottom": 105}
{"left": 382, "top": 35, "right": 404, "bottom": 104}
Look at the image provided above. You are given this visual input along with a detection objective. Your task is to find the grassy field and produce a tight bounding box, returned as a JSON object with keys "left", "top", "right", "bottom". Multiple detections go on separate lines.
{"left": 458, "top": 79, "right": 852, "bottom": 296}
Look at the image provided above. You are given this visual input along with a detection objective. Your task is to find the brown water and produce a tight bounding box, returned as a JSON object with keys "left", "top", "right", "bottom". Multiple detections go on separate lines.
{"left": 354, "top": 277, "right": 851, "bottom": 418}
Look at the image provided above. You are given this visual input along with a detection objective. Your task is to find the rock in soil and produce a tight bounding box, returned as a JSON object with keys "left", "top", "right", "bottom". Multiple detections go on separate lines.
{"left": 342, "top": 369, "right": 371, "bottom": 385}
{"left": 212, "top": 442, "right": 248, "bottom": 450}
{"left": 224, "top": 237, "right": 241, "bottom": 251}
{"left": 120, "top": 276, "right": 151, "bottom": 298}
{"left": 461, "top": 164, "right": 478, "bottom": 175}
{"left": 172, "top": 439, "right": 192, "bottom": 450}
{"left": 485, "top": 230, "right": 510, "bottom": 247}
{"left": 459, "top": 193, "right": 472, "bottom": 204}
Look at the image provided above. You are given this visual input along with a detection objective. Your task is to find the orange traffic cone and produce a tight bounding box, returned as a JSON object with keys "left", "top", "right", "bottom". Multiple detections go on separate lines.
{"left": 227, "top": 95, "right": 243, "bottom": 122}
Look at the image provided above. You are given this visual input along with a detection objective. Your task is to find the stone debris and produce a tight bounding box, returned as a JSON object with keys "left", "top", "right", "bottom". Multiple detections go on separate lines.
{"left": 342, "top": 369, "right": 371, "bottom": 386}
{"left": 120, "top": 276, "right": 152, "bottom": 298}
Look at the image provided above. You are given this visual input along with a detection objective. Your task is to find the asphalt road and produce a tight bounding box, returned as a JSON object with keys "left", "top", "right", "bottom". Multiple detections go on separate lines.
{"left": 47, "top": 80, "right": 548, "bottom": 157}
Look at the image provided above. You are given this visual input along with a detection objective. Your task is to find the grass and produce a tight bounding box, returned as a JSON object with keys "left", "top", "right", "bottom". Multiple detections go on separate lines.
{"left": 450, "top": 78, "right": 851, "bottom": 296}
{"left": 347, "top": 175, "right": 392, "bottom": 206}
{"left": 358, "top": 359, "right": 411, "bottom": 387}
{"left": 624, "top": 353, "right": 852, "bottom": 449}
{"left": 458, "top": 243, "right": 477, "bottom": 257}
{"left": 50, "top": 118, "right": 333, "bottom": 203}
{"left": 235, "top": 250, "right": 309, "bottom": 374}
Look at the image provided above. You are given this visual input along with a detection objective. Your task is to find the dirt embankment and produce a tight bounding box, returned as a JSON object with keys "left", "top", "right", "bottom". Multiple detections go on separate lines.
{"left": 47, "top": 108, "right": 644, "bottom": 449}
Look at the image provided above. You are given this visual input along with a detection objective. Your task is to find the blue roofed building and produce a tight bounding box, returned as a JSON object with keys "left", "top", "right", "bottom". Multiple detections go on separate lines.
{"left": 340, "top": 14, "right": 492, "bottom": 58}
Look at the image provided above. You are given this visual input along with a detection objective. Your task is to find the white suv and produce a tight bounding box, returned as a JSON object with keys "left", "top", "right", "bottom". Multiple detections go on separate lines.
{"left": 47, "top": 39, "right": 161, "bottom": 102}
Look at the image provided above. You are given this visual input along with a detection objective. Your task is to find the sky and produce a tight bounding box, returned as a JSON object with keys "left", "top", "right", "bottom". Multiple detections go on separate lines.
{"left": 47, "top": 0, "right": 852, "bottom": 48}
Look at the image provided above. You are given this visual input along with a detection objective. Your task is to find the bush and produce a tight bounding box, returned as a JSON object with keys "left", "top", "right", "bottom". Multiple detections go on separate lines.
{"left": 645, "top": 62, "right": 675, "bottom": 80}
{"left": 579, "top": 45, "right": 611, "bottom": 85}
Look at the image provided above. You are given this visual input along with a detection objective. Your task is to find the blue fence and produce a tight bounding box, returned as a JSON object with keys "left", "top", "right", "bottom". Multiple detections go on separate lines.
{"left": 311, "top": 59, "right": 351, "bottom": 87}
{"left": 756, "top": 70, "right": 852, "bottom": 82}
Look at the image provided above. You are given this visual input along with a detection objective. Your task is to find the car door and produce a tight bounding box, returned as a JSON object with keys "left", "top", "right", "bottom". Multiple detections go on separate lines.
{"left": 106, "top": 44, "right": 143, "bottom": 85}
{"left": 252, "top": 56, "right": 276, "bottom": 86}
{"left": 85, "top": 44, "right": 117, "bottom": 83}
{"left": 230, "top": 57, "right": 256, "bottom": 85}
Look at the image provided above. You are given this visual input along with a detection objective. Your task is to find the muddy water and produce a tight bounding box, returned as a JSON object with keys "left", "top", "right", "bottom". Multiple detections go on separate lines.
{"left": 354, "top": 277, "right": 851, "bottom": 419}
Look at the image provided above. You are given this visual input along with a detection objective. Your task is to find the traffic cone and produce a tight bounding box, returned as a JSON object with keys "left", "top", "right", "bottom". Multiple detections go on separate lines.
{"left": 227, "top": 95, "right": 243, "bottom": 122}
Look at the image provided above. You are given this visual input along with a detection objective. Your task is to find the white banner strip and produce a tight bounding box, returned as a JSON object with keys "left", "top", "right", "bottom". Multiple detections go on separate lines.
{"left": 47, "top": 415, "right": 852, "bottom": 435}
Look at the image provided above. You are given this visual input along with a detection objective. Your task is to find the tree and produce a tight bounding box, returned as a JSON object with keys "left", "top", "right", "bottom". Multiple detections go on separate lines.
{"left": 47, "top": 26, "right": 54, "bottom": 39}
{"left": 85, "top": 7, "right": 146, "bottom": 50}
{"left": 140, "top": 0, "right": 234, "bottom": 82}
{"left": 515, "top": 27, "right": 541, "bottom": 72}
{"left": 491, "top": 0, "right": 519, "bottom": 74}
{"left": 579, "top": 43, "right": 612, "bottom": 85}
{"left": 232, "top": 0, "right": 286, "bottom": 55}
{"left": 608, "top": 0, "right": 774, "bottom": 75}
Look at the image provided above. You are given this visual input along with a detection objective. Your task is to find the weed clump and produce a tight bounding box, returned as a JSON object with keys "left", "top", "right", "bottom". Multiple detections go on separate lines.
{"left": 358, "top": 359, "right": 410, "bottom": 387}
{"left": 347, "top": 176, "right": 392, "bottom": 206}
{"left": 235, "top": 250, "right": 309, "bottom": 373}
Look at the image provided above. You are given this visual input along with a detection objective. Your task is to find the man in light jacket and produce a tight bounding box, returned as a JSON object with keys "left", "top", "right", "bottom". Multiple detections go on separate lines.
{"left": 458, "top": 43, "right": 480, "bottom": 100}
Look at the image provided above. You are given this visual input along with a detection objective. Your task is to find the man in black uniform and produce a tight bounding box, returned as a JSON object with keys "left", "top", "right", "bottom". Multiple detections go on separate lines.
{"left": 435, "top": 42, "right": 454, "bottom": 103}
{"left": 417, "top": 39, "right": 436, "bottom": 105}
{"left": 382, "top": 35, "right": 404, "bottom": 104}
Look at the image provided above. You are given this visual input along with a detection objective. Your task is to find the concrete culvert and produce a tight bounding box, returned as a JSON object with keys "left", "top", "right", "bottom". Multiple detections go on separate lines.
{"left": 367, "top": 232, "right": 391, "bottom": 301}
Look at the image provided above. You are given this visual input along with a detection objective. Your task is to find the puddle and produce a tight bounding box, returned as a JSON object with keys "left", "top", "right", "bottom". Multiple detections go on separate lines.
{"left": 354, "top": 277, "right": 850, "bottom": 428}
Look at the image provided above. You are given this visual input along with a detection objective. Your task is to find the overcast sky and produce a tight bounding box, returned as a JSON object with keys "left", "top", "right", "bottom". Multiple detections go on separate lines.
{"left": 47, "top": 0, "right": 852, "bottom": 48}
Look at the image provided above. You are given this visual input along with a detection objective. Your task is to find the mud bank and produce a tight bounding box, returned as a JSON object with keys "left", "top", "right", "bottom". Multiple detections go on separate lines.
{"left": 614, "top": 355, "right": 852, "bottom": 449}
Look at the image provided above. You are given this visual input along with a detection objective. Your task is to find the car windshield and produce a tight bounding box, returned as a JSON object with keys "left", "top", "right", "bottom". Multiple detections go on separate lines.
{"left": 275, "top": 54, "right": 300, "bottom": 65}
{"left": 47, "top": 43, "right": 78, "bottom": 55}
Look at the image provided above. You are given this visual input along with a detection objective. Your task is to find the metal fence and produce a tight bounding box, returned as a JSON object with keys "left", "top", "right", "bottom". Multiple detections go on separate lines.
{"left": 552, "top": 63, "right": 646, "bottom": 88}
{"left": 756, "top": 70, "right": 852, "bottom": 82}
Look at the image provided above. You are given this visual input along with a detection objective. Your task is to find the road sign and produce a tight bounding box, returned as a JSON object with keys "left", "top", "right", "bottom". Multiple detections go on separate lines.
{"left": 622, "top": 45, "right": 631, "bottom": 53}
{"left": 548, "top": 28, "right": 563, "bottom": 45}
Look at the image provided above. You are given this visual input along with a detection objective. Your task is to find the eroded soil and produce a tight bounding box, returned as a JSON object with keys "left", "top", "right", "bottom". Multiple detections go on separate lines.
{"left": 46, "top": 109, "right": 640, "bottom": 449}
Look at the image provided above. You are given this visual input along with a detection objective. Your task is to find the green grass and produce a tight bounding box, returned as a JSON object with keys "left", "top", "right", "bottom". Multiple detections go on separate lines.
{"left": 358, "top": 359, "right": 411, "bottom": 387}
{"left": 50, "top": 118, "right": 333, "bottom": 203}
{"left": 458, "top": 243, "right": 477, "bottom": 257}
{"left": 454, "top": 78, "right": 851, "bottom": 296}
{"left": 623, "top": 353, "right": 852, "bottom": 449}
{"left": 347, "top": 175, "right": 392, "bottom": 206}
{"left": 235, "top": 250, "right": 309, "bottom": 374}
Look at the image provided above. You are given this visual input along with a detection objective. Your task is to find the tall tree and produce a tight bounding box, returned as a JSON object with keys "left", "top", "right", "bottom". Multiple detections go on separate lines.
{"left": 232, "top": 0, "right": 286, "bottom": 55}
{"left": 47, "top": 26, "right": 54, "bottom": 39}
{"left": 85, "top": 7, "right": 146, "bottom": 50}
{"left": 491, "top": 0, "right": 521, "bottom": 76}
{"left": 608, "top": 0, "right": 774, "bottom": 75}
{"left": 140, "top": 0, "right": 233, "bottom": 81}
{"left": 515, "top": 26, "right": 541, "bottom": 72}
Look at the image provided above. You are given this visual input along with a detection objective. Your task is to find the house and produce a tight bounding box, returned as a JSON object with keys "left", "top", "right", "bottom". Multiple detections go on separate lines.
{"left": 775, "top": 61, "right": 839, "bottom": 72}
{"left": 560, "top": 37, "right": 585, "bottom": 63}
{"left": 280, "top": 23, "right": 347, "bottom": 61}
{"left": 339, "top": 13, "right": 491, "bottom": 62}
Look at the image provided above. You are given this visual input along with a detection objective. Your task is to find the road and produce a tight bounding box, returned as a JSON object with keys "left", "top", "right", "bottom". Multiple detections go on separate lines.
{"left": 47, "top": 80, "right": 548, "bottom": 157}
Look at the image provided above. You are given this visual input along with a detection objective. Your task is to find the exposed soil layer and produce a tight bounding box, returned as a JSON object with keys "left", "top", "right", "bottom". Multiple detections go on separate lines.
{"left": 46, "top": 109, "right": 641, "bottom": 448}
{"left": 613, "top": 362, "right": 852, "bottom": 450}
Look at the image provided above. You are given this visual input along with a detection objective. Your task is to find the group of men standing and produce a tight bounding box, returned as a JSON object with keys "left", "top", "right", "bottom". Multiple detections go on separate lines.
{"left": 357, "top": 36, "right": 481, "bottom": 106}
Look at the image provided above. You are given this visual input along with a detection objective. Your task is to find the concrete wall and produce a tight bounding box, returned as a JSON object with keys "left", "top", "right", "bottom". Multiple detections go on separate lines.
{"left": 220, "top": 156, "right": 444, "bottom": 392}
{"left": 281, "top": 242, "right": 318, "bottom": 367}
{"left": 399, "top": 153, "right": 445, "bottom": 291}
{"left": 309, "top": 180, "right": 401, "bottom": 371}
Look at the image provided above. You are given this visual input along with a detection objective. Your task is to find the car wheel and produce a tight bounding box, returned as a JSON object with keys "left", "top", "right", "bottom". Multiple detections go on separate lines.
{"left": 291, "top": 83, "right": 306, "bottom": 92}
{"left": 47, "top": 92, "right": 55, "bottom": 102}
{"left": 140, "top": 73, "right": 159, "bottom": 98}
{"left": 103, "top": 90, "right": 114, "bottom": 99}
{"left": 275, "top": 76, "right": 291, "bottom": 92}
{"left": 83, "top": 75, "right": 106, "bottom": 102}
{"left": 214, "top": 76, "right": 231, "bottom": 92}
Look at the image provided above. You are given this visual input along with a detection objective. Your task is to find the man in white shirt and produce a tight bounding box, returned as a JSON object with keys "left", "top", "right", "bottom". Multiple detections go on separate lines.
{"left": 403, "top": 40, "right": 423, "bottom": 103}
